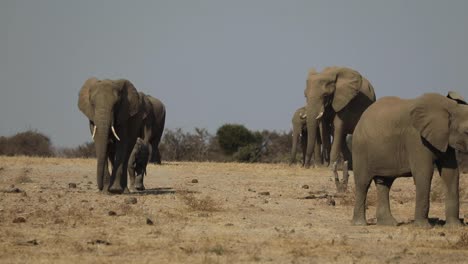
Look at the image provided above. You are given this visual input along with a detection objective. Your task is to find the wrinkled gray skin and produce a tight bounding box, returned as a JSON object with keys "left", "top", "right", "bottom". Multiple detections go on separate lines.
{"left": 78, "top": 78, "right": 153, "bottom": 194}
{"left": 352, "top": 92, "right": 468, "bottom": 227}
{"left": 304, "top": 67, "right": 376, "bottom": 169}
{"left": 290, "top": 106, "right": 331, "bottom": 166}
{"left": 128, "top": 138, "right": 150, "bottom": 191}
{"left": 127, "top": 93, "right": 166, "bottom": 191}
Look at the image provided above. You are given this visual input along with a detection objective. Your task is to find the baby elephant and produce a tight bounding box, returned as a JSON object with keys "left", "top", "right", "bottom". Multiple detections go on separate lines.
{"left": 128, "top": 138, "right": 151, "bottom": 192}
{"left": 352, "top": 93, "right": 468, "bottom": 227}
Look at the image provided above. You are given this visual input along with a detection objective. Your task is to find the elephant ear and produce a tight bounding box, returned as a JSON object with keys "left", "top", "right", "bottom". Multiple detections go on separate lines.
{"left": 139, "top": 92, "right": 152, "bottom": 120}
{"left": 410, "top": 93, "right": 455, "bottom": 152}
{"left": 447, "top": 91, "right": 467, "bottom": 105}
{"left": 331, "top": 68, "right": 363, "bottom": 112}
{"left": 115, "top": 79, "right": 141, "bottom": 123}
{"left": 78, "top": 77, "right": 98, "bottom": 121}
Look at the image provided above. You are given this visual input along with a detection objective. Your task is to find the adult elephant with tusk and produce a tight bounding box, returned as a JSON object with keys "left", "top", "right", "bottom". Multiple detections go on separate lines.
{"left": 78, "top": 77, "right": 153, "bottom": 194}
{"left": 303, "top": 67, "right": 376, "bottom": 169}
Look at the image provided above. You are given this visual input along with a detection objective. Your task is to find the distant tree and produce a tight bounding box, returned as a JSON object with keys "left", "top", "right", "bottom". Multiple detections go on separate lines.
{"left": 0, "top": 130, "right": 54, "bottom": 157}
{"left": 216, "top": 124, "right": 261, "bottom": 155}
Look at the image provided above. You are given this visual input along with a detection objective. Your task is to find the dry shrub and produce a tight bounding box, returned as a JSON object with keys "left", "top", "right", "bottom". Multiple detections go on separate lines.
{"left": 205, "top": 244, "right": 226, "bottom": 256}
{"left": 0, "top": 130, "right": 54, "bottom": 157}
{"left": 180, "top": 193, "right": 220, "bottom": 212}
{"left": 14, "top": 168, "right": 33, "bottom": 184}
{"left": 58, "top": 142, "right": 95, "bottom": 158}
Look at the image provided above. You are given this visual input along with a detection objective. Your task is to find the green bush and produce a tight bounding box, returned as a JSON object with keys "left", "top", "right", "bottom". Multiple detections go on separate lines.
{"left": 216, "top": 124, "right": 261, "bottom": 155}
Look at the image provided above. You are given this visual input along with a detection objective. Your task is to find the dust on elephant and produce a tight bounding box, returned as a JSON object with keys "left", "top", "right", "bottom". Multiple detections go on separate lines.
{"left": 290, "top": 106, "right": 331, "bottom": 166}
{"left": 352, "top": 93, "right": 468, "bottom": 227}
{"left": 78, "top": 78, "right": 153, "bottom": 194}
{"left": 127, "top": 92, "right": 166, "bottom": 191}
{"left": 304, "top": 67, "right": 376, "bottom": 169}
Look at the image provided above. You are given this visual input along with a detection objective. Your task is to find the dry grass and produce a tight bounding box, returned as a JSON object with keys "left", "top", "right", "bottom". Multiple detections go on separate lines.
{"left": 0, "top": 156, "right": 468, "bottom": 263}
{"left": 180, "top": 193, "right": 221, "bottom": 212}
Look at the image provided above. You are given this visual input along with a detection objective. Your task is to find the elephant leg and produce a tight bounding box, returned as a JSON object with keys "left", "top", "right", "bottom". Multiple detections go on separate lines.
{"left": 436, "top": 151, "right": 462, "bottom": 227}
{"left": 314, "top": 131, "right": 322, "bottom": 166}
{"left": 152, "top": 140, "right": 161, "bottom": 164}
{"left": 301, "top": 130, "right": 307, "bottom": 167}
{"left": 412, "top": 164, "right": 434, "bottom": 228}
{"left": 352, "top": 166, "right": 372, "bottom": 226}
{"left": 109, "top": 141, "right": 130, "bottom": 194}
{"left": 103, "top": 143, "right": 116, "bottom": 191}
{"left": 135, "top": 173, "right": 145, "bottom": 191}
{"left": 374, "top": 176, "right": 398, "bottom": 226}
{"left": 330, "top": 116, "right": 345, "bottom": 168}
{"left": 341, "top": 135, "right": 352, "bottom": 170}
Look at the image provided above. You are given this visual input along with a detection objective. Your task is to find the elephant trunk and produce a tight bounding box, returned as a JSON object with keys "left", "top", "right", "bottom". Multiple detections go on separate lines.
{"left": 304, "top": 101, "right": 321, "bottom": 168}
{"left": 94, "top": 108, "right": 113, "bottom": 191}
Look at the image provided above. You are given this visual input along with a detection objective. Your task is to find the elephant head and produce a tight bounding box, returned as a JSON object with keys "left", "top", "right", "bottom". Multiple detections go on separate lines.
{"left": 303, "top": 67, "right": 364, "bottom": 168}
{"left": 78, "top": 78, "right": 141, "bottom": 191}
{"left": 410, "top": 93, "right": 468, "bottom": 153}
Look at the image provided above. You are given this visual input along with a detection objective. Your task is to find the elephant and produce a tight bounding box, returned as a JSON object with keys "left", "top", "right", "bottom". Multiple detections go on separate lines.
{"left": 290, "top": 106, "right": 331, "bottom": 166}
{"left": 128, "top": 138, "right": 150, "bottom": 191}
{"left": 78, "top": 78, "right": 156, "bottom": 194}
{"left": 351, "top": 92, "right": 468, "bottom": 227}
{"left": 304, "top": 67, "right": 376, "bottom": 169}
{"left": 127, "top": 92, "right": 166, "bottom": 191}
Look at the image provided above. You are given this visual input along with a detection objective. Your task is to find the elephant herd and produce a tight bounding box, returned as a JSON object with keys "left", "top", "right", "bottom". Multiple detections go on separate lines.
{"left": 78, "top": 67, "right": 468, "bottom": 227}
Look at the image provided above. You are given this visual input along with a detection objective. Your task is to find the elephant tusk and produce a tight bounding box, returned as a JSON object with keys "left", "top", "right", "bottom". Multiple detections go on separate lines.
{"left": 111, "top": 126, "right": 121, "bottom": 141}
{"left": 316, "top": 111, "right": 324, "bottom": 120}
{"left": 91, "top": 125, "right": 97, "bottom": 140}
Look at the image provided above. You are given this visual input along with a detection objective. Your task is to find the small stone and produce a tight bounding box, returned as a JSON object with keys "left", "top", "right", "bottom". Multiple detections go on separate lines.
{"left": 108, "top": 211, "right": 117, "bottom": 216}
{"left": 259, "top": 192, "right": 270, "bottom": 196}
{"left": 13, "top": 217, "right": 26, "bottom": 223}
{"left": 16, "top": 239, "right": 38, "bottom": 246}
{"left": 68, "top": 183, "right": 77, "bottom": 189}
{"left": 3, "top": 186, "right": 22, "bottom": 193}
{"left": 327, "top": 197, "right": 336, "bottom": 206}
{"left": 146, "top": 218, "right": 154, "bottom": 225}
{"left": 88, "top": 239, "right": 111, "bottom": 246}
{"left": 248, "top": 188, "right": 256, "bottom": 192}
{"left": 302, "top": 185, "right": 309, "bottom": 189}
{"left": 439, "top": 232, "right": 446, "bottom": 237}
{"left": 124, "top": 197, "right": 138, "bottom": 204}
{"left": 191, "top": 179, "right": 198, "bottom": 183}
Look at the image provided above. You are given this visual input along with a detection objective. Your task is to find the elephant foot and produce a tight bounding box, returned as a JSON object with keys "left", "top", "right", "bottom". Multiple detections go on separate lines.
{"left": 445, "top": 218, "right": 463, "bottom": 228}
{"left": 413, "top": 219, "right": 432, "bottom": 228}
{"left": 352, "top": 217, "right": 368, "bottom": 226}
{"left": 135, "top": 185, "right": 146, "bottom": 191}
{"left": 377, "top": 216, "right": 398, "bottom": 226}
{"left": 108, "top": 184, "right": 124, "bottom": 194}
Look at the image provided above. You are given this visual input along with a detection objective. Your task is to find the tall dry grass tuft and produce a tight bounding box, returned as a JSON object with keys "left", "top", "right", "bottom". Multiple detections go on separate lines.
{"left": 180, "top": 193, "right": 221, "bottom": 212}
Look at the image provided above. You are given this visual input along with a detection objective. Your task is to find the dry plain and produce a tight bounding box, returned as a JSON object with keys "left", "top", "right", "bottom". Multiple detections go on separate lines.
{"left": 1, "top": 156, "right": 468, "bottom": 263}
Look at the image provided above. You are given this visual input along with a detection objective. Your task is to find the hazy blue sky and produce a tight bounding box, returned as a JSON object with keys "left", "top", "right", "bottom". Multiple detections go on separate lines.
{"left": 1, "top": 1, "right": 467, "bottom": 147}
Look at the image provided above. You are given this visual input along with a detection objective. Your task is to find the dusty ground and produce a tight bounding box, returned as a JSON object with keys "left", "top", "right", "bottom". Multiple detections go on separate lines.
{"left": 1, "top": 157, "right": 468, "bottom": 263}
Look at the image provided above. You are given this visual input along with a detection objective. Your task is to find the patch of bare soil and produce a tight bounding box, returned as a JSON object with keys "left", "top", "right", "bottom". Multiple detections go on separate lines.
{"left": 1, "top": 156, "right": 468, "bottom": 263}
